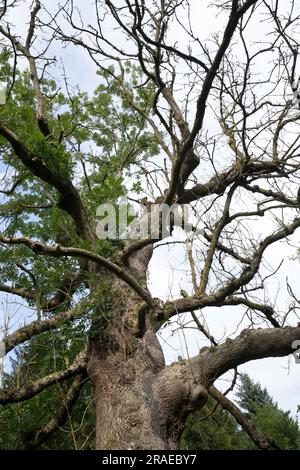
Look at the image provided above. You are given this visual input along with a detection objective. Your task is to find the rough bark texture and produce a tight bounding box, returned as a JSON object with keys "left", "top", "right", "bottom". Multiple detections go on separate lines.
{"left": 87, "top": 244, "right": 208, "bottom": 450}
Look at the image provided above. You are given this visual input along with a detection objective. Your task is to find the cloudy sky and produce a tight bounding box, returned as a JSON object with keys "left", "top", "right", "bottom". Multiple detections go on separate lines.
{"left": 1, "top": 0, "right": 300, "bottom": 418}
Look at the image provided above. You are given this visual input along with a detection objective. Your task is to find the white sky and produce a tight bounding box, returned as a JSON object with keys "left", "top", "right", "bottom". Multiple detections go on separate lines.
{"left": 0, "top": 0, "right": 299, "bottom": 419}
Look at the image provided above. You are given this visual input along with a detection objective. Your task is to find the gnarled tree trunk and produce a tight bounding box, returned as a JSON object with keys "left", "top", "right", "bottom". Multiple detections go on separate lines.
{"left": 87, "top": 244, "right": 208, "bottom": 450}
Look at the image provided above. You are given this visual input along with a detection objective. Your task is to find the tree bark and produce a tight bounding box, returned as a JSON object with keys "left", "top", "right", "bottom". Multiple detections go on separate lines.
{"left": 85, "top": 238, "right": 300, "bottom": 450}
{"left": 87, "top": 244, "right": 208, "bottom": 450}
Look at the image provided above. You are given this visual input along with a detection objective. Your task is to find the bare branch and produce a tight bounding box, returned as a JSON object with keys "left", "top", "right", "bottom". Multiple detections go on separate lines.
{"left": 194, "top": 326, "right": 300, "bottom": 383}
{"left": 0, "top": 349, "right": 87, "bottom": 404}
{"left": 0, "top": 235, "right": 153, "bottom": 306}
{"left": 25, "top": 372, "right": 87, "bottom": 449}
{"left": 209, "top": 386, "right": 281, "bottom": 450}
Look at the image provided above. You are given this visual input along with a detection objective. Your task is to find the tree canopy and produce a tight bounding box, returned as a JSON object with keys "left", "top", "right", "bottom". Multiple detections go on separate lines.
{"left": 0, "top": 0, "right": 300, "bottom": 451}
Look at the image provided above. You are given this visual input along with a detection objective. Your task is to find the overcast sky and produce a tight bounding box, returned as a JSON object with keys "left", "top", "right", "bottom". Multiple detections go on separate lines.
{"left": 1, "top": 0, "right": 299, "bottom": 418}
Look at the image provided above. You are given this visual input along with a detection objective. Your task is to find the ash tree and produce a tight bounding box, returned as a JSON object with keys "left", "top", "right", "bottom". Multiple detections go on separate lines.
{"left": 0, "top": 0, "right": 300, "bottom": 450}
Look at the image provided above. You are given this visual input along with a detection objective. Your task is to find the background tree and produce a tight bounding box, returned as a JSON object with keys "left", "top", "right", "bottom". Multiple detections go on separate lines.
{"left": 236, "top": 373, "right": 275, "bottom": 414}
{"left": 0, "top": 0, "right": 300, "bottom": 450}
{"left": 235, "top": 374, "right": 300, "bottom": 449}
{"left": 181, "top": 395, "right": 251, "bottom": 450}
{"left": 181, "top": 374, "right": 300, "bottom": 450}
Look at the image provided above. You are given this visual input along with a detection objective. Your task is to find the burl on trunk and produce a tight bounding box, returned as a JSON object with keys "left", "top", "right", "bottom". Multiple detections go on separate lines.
{"left": 87, "top": 244, "right": 208, "bottom": 450}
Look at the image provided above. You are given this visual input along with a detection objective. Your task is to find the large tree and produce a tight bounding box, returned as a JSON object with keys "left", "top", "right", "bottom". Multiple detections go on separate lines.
{"left": 0, "top": 0, "right": 300, "bottom": 450}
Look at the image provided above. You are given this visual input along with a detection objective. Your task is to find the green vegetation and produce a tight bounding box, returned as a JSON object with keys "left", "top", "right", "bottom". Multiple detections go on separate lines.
{"left": 181, "top": 374, "right": 300, "bottom": 450}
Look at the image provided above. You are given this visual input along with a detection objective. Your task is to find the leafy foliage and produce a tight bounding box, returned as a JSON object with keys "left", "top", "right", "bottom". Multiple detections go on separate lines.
{"left": 235, "top": 374, "right": 300, "bottom": 450}
{"left": 181, "top": 397, "right": 251, "bottom": 450}
{"left": 236, "top": 373, "right": 275, "bottom": 413}
{"left": 0, "top": 45, "right": 157, "bottom": 448}
{"left": 0, "top": 327, "right": 94, "bottom": 449}
{"left": 181, "top": 375, "right": 300, "bottom": 450}
{"left": 0, "top": 47, "right": 154, "bottom": 309}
